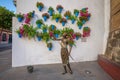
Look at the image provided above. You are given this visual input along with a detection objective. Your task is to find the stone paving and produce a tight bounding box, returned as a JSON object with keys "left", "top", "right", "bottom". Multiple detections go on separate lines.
{"left": 0, "top": 49, "right": 113, "bottom": 80}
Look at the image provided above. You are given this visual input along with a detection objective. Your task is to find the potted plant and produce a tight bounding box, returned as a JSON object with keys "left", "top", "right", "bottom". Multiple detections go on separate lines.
{"left": 48, "top": 7, "right": 54, "bottom": 16}
{"left": 47, "top": 42, "right": 53, "bottom": 51}
{"left": 16, "top": 28, "right": 23, "bottom": 38}
{"left": 24, "top": 12, "right": 33, "bottom": 24}
{"left": 64, "top": 11, "right": 71, "bottom": 20}
{"left": 61, "top": 27, "right": 74, "bottom": 36}
{"left": 70, "top": 15, "right": 77, "bottom": 24}
{"left": 75, "top": 32, "right": 81, "bottom": 40}
{"left": 42, "top": 13, "right": 49, "bottom": 21}
{"left": 36, "top": 2, "right": 44, "bottom": 11}
{"left": 16, "top": 13, "right": 24, "bottom": 22}
{"left": 27, "top": 66, "right": 34, "bottom": 73}
{"left": 26, "top": 25, "right": 38, "bottom": 39}
{"left": 56, "top": 5, "right": 63, "bottom": 13}
{"left": 54, "top": 29, "right": 61, "bottom": 38}
{"left": 36, "top": 32, "right": 43, "bottom": 41}
{"left": 36, "top": 19, "right": 44, "bottom": 28}
{"left": 41, "top": 25, "right": 48, "bottom": 33}
{"left": 77, "top": 20, "right": 83, "bottom": 29}
{"left": 79, "top": 16, "right": 88, "bottom": 24}
{"left": 42, "top": 32, "right": 50, "bottom": 42}
{"left": 49, "top": 25, "right": 56, "bottom": 31}
{"left": 83, "top": 27, "right": 91, "bottom": 37}
{"left": 52, "top": 13, "right": 62, "bottom": 22}
{"left": 60, "top": 18, "right": 67, "bottom": 26}
{"left": 74, "top": 9, "right": 79, "bottom": 17}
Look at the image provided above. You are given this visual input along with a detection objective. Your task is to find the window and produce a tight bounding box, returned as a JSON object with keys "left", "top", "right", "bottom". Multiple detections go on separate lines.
{"left": 2, "top": 33, "right": 7, "bottom": 41}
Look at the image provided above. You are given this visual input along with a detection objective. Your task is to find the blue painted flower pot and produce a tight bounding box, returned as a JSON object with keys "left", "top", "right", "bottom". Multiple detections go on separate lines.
{"left": 43, "top": 29, "right": 47, "bottom": 33}
{"left": 32, "top": 12, "right": 35, "bottom": 18}
{"left": 76, "top": 36, "right": 79, "bottom": 40}
{"left": 55, "top": 34, "right": 59, "bottom": 38}
{"left": 18, "top": 34, "right": 22, "bottom": 38}
{"left": 37, "top": 37, "right": 41, "bottom": 41}
{"left": 75, "top": 12, "right": 79, "bottom": 17}
{"left": 48, "top": 47, "right": 52, "bottom": 51}
{"left": 43, "top": 16, "right": 47, "bottom": 21}
{"left": 51, "top": 25, "right": 55, "bottom": 30}
{"left": 58, "top": 8, "right": 62, "bottom": 13}
{"left": 71, "top": 19, "right": 75, "bottom": 24}
{"left": 48, "top": 10, "right": 53, "bottom": 16}
{"left": 17, "top": 17, "right": 23, "bottom": 22}
{"left": 87, "top": 16, "right": 90, "bottom": 20}
{"left": 62, "top": 22, "right": 66, "bottom": 26}
{"left": 78, "top": 25, "right": 82, "bottom": 29}
{"left": 82, "top": 20, "right": 86, "bottom": 24}
{"left": 56, "top": 18, "right": 59, "bottom": 22}
{"left": 37, "top": 24, "right": 42, "bottom": 28}
{"left": 38, "top": 6, "right": 43, "bottom": 11}
{"left": 66, "top": 16, "right": 69, "bottom": 20}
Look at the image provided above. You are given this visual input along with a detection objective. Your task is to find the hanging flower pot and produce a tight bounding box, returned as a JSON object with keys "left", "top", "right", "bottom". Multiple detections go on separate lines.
{"left": 48, "top": 25, "right": 56, "bottom": 32}
{"left": 42, "top": 13, "right": 49, "bottom": 22}
{"left": 38, "top": 6, "right": 43, "bottom": 11}
{"left": 36, "top": 19, "right": 43, "bottom": 28}
{"left": 60, "top": 18, "right": 67, "bottom": 26}
{"left": 48, "top": 7, "right": 54, "bottom": 16}
{"left": 52, "top": 14, "right": 62, "bottom": 23}
{"left": 56, "top": 18, "right": 59, "bottom": 22}
{"left": 43, "top": 29, "right": 47, "bottom": 33}
{"left": 54, "top": 34, "right": 59, "bottom": 38}
{"left": 17, "top": 17, "right": 23, "bottom": 22}
{"left": 74, "top": 9, "right": 79, "bottom": 17}
{"left": 42, "top": 25, "right": 48, "bottom": 33}
{"left": 37, "top": 24, "right": 42, "bottom": 28}
{"left": 32, "top": 11, "right": 35, "bottom": 18}
{"left": 66, "top": 16, "right": 69, "bottom": 20}
{"left": 51, "top": 25, "right": 55, "bottom": 30}
{"left": 16, "top": 13, "right": 24, "bottom": 22}
{"left": 75, "top": 32, "right": 81, "bottom": 40}
{"left": 56, "top": 5, "right": 63, "bottom": 14}
{"left": 77, "top": 20, "right": 83, "bottom": 29}
{"left": 82, "top": 20, "right": 86, "bottom": 24}
{"left": 47, "top": 42, "right": 52, "bottom": 51}
{"left": 78, "top": 25, "right": 82, "bottom": 29}
{"left": 76, "top": 36, "right": 79, "bottom": 40}
{"left": 64, "top": 11, "right": 71, "bottom": 20}
{"left": 37, "top": 36, "right": 42, "bottom": 41}
{"left": 54, "top": 29, "right": 60, "bottom": 38}
{"left": 70, "top": 15, "right": 77, "bottom": 24}
{"left": 62, "top": 22, "right": 66, "bottom": 26}
{"left": 18, "top": 33, "right": 22, "bottom": 38}
{"left": 36, "top": 2, "right": 44, "bottom": 11}
{"left": 71, "top": 19, "right": 75, "bottom": 24}
{"left": 83, "top": 27, "right": 91, "bottom": 37}
{"left": 48, "top": 47, "right": 52, "bottom": 51}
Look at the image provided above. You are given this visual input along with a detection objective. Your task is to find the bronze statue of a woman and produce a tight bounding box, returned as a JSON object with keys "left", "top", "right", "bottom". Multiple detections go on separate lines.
{"left": 53, "top": 33, "right": 73, "bottom": 74}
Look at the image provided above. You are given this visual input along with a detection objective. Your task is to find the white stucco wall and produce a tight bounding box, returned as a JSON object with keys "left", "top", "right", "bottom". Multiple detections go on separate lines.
{"left": 12, "top": 0, "right": 108, "bottom": 67}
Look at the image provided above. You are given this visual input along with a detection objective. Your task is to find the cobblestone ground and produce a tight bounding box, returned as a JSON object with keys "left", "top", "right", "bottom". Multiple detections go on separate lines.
{"left": 0, "top": 49, "right": 113, "bottom": 80}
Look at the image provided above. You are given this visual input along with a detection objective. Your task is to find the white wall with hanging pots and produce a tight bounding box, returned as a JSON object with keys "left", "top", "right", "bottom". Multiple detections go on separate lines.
{"left": 12, "top": 0, "right": 110, "bottom": 67}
